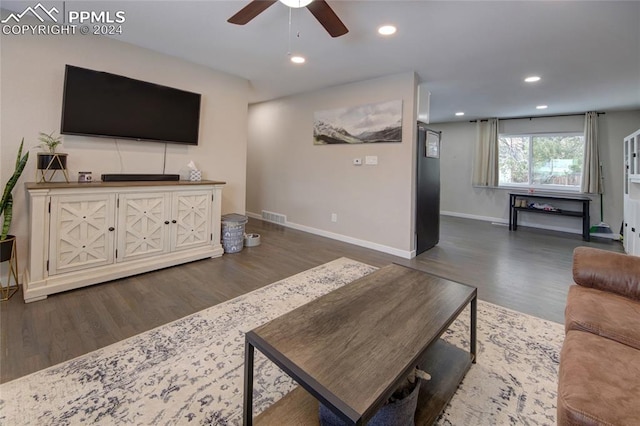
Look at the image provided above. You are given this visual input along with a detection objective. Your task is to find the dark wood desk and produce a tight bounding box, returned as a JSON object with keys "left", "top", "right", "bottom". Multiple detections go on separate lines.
{"left": 243, "top": 264, "right": 477, "bottom": 425}
{"left": 509, "top": 192, "right": 591, "bottom": 241}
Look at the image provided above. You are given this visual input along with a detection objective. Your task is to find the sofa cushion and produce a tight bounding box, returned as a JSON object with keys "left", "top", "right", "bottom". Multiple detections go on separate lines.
{"left": 558, "top": 330, "right": 640, "bottom": 426}
{"left": 573, "top": 247, "right": 640, "bottom": 301}
{"left": 565, "top": 284, "right": 640, "bottom": 350}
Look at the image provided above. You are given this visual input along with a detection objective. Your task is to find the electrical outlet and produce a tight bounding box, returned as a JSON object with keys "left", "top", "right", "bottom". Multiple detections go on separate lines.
{"left": 353, "top": 158, "right": 362, "bottom": 166}
{"left": 331, "top": 213, "right": 338, "bottom": 222}
{"left": 365, "top": 155, "right": 378, "bottom": 165}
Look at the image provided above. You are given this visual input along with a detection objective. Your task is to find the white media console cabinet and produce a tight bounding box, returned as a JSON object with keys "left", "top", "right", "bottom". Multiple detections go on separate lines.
{"left": 23, "top": 180, "right": 225, "bottom": 303}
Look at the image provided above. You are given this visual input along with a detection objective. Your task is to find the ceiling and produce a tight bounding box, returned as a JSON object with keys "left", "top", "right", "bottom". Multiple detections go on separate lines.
{"left": 3, "top": 1, "right": 640, "bottom": 123}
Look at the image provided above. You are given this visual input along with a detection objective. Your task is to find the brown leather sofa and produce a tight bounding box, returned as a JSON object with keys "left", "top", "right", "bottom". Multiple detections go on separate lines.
{"left": 557, "top": 247, "right": 640, "bottom": 425}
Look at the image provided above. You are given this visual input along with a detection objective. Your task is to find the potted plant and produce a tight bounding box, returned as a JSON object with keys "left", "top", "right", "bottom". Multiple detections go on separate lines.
{"left": 36, "top": 131, "right": 69, "bottom": 182}
{"left": 36, "top": 131, "right": 66, "bottom": 170}
{"left": 0, "top": 138, "right": 29, "bottom": 300}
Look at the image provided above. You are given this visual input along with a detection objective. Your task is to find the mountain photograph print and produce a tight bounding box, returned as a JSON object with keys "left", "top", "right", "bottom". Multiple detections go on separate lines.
{"left": 313, "top": 100, "right": 403, "bottom": 145}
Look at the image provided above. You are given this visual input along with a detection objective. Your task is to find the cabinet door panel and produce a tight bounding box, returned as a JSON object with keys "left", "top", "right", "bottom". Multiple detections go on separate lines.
{"left": 633, "top": 200, "right": 640, "bottom": 256}
{"left": 624, "top": 195, "right": 630, "bottom": 253}
{"left": 49, "top": 193, "right": 116, "bottom": 275}
{"left": 117, "top": 192, "right": 171, "bottom": 262}
{"left": 172, "top": 190, "right": 212, "bottom": 251}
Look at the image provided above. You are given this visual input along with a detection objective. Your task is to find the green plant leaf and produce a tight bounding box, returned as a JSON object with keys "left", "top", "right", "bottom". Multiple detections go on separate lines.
{"left": 1, "top": 138, "right": 29, "bottom": 240}
{"left": 16, "top": 138, "right": 24, "bottom": 169}
{"left": 38, "top": 131, "right": 62, "bottom": 153}
{"left": 1, "top": 194, "right": 12, "bottom": 240}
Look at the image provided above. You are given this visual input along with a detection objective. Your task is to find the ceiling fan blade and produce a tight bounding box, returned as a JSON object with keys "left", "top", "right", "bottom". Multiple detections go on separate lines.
{"left": 307, "top": 0, "right": 348, "bottom": 38}
{"left": 228, "top": 0, "right": 278, "bottom": 25}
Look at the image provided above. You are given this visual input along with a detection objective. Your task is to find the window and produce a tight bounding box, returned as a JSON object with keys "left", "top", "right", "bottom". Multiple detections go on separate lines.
{"left": 498, "top": 133, "right": 584, "bottom": 191}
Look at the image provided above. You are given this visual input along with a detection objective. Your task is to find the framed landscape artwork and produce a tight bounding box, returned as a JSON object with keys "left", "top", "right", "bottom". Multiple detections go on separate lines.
{"left": 313, "top": 99, "right": 403, "bottom": 145}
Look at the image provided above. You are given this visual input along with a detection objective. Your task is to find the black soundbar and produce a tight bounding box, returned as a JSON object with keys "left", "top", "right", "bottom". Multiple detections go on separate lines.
{"left": 101, "top": 174, "right": 180, "bottom": 182}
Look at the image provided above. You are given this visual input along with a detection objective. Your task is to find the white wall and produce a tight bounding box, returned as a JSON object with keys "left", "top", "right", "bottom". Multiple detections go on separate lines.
{"left": 430, "top": 110, "right": 640, "bottom": 233}
{"left": 247, "top": 73, "right": 418, "bottom": 258}
{"left": 1, "top": 29, "right": 249, "bottom": 274}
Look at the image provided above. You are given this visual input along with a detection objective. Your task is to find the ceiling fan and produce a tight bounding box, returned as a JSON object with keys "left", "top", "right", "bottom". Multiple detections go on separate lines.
{"left": 227, "top": 0, "right": 349, "bottom": 38}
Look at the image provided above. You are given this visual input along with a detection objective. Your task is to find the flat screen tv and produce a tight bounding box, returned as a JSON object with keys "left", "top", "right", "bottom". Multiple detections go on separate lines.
{"left": 61, "top": 65, "right": 201, "bottom": 145}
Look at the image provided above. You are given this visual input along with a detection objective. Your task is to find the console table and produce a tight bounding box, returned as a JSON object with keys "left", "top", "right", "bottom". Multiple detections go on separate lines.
{"left": 23, "top": 180, "right": 225, "bottom": 302}
{"left": 508, "top": 192, "right": 591, "bottom": 241}
{"left": 244, "top": 264, "right": 477, "bottom": 425}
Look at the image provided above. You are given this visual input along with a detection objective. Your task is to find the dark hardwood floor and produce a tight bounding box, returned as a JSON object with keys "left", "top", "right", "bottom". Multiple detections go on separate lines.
{"left": 0, "top": 216, "right": 622, "bottom": 383}
{"left": 401, "top": 217, "right": 622, "bottom": 323}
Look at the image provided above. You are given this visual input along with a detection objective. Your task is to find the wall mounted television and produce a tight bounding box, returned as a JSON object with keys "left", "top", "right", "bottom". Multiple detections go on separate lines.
{"left": 60, "top": 65, "right": 201, "bottom": 145}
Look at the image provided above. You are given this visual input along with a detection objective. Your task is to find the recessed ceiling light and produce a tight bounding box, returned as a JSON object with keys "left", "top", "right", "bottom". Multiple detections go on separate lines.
{"left": 455, "top": 112, "right": 465, "bottom": 116}
{"left": 536, "top": 105, "right": 548, "bottom": 109}
{"left": 525, "top": 76, "right": 541, "bottom": 83}
{"left": 290, "top": 55, "right": 305, "bottom": 64}
{"left": 378, "top": 25, "right": 397, "bottom": 36}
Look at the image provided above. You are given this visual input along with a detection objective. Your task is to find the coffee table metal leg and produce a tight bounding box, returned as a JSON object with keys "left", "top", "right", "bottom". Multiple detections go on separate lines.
{"left": 243, "top": 339, "right": 255, "bottom": 426}
{"left": 470, "top": 296, "right": 477, "bottom": 363}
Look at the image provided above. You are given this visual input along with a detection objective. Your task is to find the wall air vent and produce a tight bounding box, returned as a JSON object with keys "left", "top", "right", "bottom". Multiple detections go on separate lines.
{"left": 261, "top": 210, "right": 287, "bottom": 225}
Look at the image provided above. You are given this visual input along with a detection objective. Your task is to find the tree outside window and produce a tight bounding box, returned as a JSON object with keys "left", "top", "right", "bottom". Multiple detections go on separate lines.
{"left": 499, "top": 133, "right": 584, "bottom": 190}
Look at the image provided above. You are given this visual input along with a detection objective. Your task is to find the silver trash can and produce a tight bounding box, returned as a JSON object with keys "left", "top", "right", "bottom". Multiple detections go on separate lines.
{"left": 221, "top": 214, "right": 248, "bottom": 253}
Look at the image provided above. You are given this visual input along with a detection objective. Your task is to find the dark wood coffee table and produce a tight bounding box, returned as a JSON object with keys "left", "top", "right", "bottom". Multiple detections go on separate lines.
{"left": 243, "top": 264, "right": 477, "bottom": 425}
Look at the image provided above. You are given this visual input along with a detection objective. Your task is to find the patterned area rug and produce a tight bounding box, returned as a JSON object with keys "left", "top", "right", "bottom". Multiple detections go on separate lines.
{"left": 0, "top": 258, "right": 564, "bottom": 425}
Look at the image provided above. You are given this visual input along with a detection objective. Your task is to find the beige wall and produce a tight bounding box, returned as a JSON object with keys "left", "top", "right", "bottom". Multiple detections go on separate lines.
{"left": 430, "top": 110, "right": 640, "bottom": 233}
{"left": 1, "top": 30, "right": 249, "bottom": 273}
{"left": 4, "top": 24, "right": 634, "bottom": 274}
{"left": 247, "top": 72, "right": 418, "bottom": 257}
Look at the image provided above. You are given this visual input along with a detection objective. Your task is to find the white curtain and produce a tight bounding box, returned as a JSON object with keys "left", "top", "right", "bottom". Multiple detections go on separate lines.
{"left": 472, "top": 118, "right": 499, "bottom": 187}
{"left": 581, "top": 111, "right": 602, "bottom": 193}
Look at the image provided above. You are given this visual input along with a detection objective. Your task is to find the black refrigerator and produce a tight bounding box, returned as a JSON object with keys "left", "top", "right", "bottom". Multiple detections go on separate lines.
{"left": 416, "top": 123, "right": 441, "bottom": 255}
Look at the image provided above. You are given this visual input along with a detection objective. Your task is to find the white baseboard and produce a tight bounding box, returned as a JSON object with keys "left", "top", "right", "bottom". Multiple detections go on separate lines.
{"left": 247, "top": 208, "right": 584, "bottom": 259}
{"left": 245, "top": 211, "right": 413, "bottom": 259}
{"left": 440, "top": 210, "right": 581, "bottom": 235}
{"left": 440, "top": 210, "right": 505, "bottom": 224}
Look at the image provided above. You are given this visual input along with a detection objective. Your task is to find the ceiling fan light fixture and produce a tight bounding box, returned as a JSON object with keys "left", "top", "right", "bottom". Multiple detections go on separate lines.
{"left": 290, "top": 55, "right": 306, "bottom": 64}
{"left": 378, "top": 25, "right": 397, "bottom": 36}
{"left": 229, "top": 0, "right": 348, "bottom": 38}
{"left": 280, "top": 0, "right": 313, "bottom": 8}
